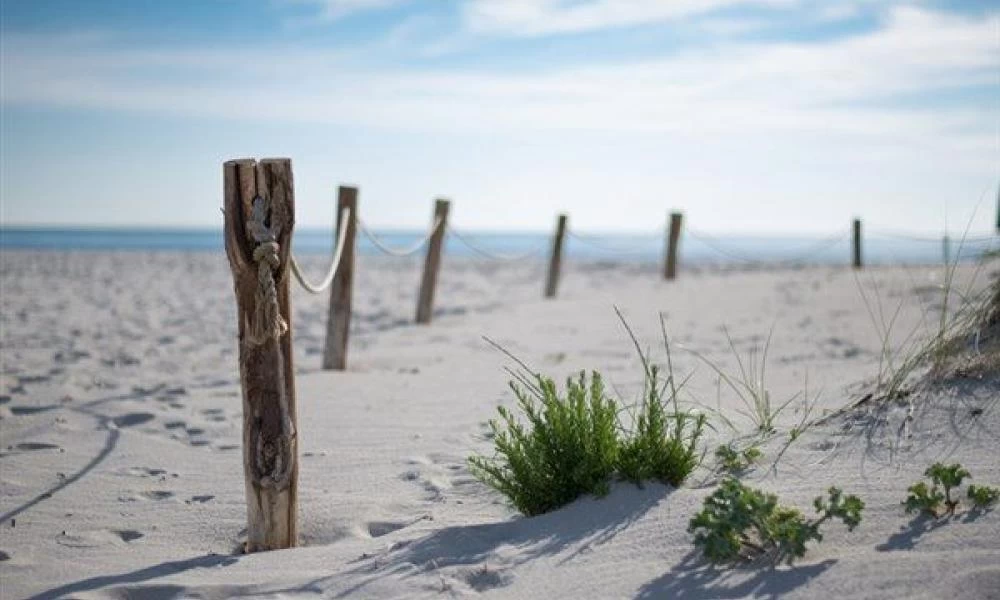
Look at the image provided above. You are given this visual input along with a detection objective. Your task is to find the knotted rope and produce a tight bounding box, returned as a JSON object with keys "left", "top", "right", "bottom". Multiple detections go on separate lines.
{"left": 247, "top": 195, "right": 289, "bottom": 347}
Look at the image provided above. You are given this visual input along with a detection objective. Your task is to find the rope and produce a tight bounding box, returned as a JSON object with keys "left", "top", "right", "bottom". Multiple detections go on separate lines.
{"left": 358, "top": 216, "right": 443, "bottom": 257}
{"left": 446, "top": 225, "right": 546, "bottom": 261}
{"left": 290, "top": 207, "right": 352, "bottom": 294}
{"left": 565, "top": 230, "right": 658, "bottom": 255}
{"left": 247, "top": 195, "right": 289, "bottom": 347}
{"left": 686, "top": 230, "right": 848, "bottom": 266}
{"left": 868, "top": 230, "right": 997, "bottom": 243}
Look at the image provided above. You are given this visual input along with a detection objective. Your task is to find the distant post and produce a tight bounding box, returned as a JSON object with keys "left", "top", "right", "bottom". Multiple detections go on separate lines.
{"left": 664, "top": 212, "right": 683, "bottom": 280}
{"left": 852, "top": 218, "right": 863, "bottom": 269}
{"left": 223, "top": 158, "right": 299, "bottom": 552}
{"left": 322, "top": 186, "right": 358, "bottom": 371}
{"left": 416, "top": 199, "right": 450, "bottom": 324}
{"left": 545, "top": 214, "right": 568, "bottom": 298}
{"left": 942, "top": 234, "right": 951, "bottom": 266}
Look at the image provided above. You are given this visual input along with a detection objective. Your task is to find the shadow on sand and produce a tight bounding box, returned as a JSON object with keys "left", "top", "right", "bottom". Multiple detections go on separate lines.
{"left": 636, "top": 549, "right": 836, "bottom": 600}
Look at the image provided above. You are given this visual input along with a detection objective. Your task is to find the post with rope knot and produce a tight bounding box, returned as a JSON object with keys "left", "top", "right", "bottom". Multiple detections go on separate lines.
{"left": 223, "top": 158, "right": 299, "bottom": 552}
{"left": 416, "top": 198, "right": 450, "bottom": 324}
{"left": 664, "top": 211, "right": 683, "bottom": 280}
{"left": 323, "top": 186, "right": 358, "bottom": 370}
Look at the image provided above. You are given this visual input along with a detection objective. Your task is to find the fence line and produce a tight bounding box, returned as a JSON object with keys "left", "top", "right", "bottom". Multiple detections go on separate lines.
{"left": 686, "top": 229, "right": 849, "bottom": 266}
{"left": 566, "top": 229, "right": 658, "bottom": 255}
{"left": 290, "top": 207, "right": 351, "bottom": 294}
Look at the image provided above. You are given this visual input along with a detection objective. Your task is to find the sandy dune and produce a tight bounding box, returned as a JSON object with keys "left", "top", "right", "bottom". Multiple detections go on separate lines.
{"left": 1, "top": 251, "right": 998, "bottom": 599}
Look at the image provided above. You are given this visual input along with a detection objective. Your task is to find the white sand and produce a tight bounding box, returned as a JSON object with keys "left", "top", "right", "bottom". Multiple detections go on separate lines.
{"left": 1, "top": 251, "right": 998, "bottom": 599}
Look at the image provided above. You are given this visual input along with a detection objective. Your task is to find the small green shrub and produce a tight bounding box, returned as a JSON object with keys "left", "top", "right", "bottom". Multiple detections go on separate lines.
{"left": 714, "top": 444, "right": 762, "bottom": 475}
{"left": 904, "top": 463, "right": 970, "bottom": 517}
{"left": 468, "top": 371, "right": 620, "bottom": 516}
{"left": 471, "top": 311, "right": 709, "bottom": 516}
{"left": 967, "top": 484, "right": 1000, "bottom": 508}
{"left": 689, "top": 478, "right": 863, "bottom": 565}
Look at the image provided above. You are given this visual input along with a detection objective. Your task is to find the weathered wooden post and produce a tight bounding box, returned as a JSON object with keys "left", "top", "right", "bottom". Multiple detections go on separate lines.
{"left": 416, "top": 199, "right": 450, "bottom": 324}
{"left": 322, "top": 186, "right": 358, "bottom": 371}
{"left": 545, "top": 213, "right": 568, "bottom": 298}
{"left": 664, "top": 211, "right": 683, "bottom": 280}
{"left": 852, "top": 218, "right": 863, "bottom": 269}
{"left": 223, "top": 158, "right": 299, "bottom": 552}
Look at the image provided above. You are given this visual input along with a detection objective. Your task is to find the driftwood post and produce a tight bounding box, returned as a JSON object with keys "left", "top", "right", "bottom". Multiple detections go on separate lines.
{"left": 664, "top": 211, "right": 683, "bottom": 280}
{"left": 545, "top": 213, "right": 568, "bottom": 298}
{"left": 223, "top": 158, "right": 299, "bottom": 552}
{"left": 322, "top": 186, "right": 358, "bottom": 371}
{"left": 852, "top": 218, "right": 863, "bottom": 269}
{"left": 416, "top": 199, "right": 450, "bottom": 324}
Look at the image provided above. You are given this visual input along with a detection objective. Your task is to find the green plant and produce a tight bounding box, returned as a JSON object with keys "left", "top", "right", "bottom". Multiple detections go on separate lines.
{"left": 714, "top": 444, "right": 762, "bottom": 475}
{"left": 967, "top": 484, "right": 1000, "bottom": 508}
{"left": 903, "top": 462, "right": 971, "bottom": 516}
{"left": 688, "top": 478, "right": 863, "bottom": 565}
{"left": 468, "top": 370, "right": 620, "bottom": 517}
{"left": 616, "top": 310, "right": 707, "bottom": 487}
{"left": 470, "top": 311, "right": 709, "bottom": 516}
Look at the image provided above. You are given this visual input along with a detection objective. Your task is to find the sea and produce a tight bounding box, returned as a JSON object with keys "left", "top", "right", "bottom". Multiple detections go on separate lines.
{"left": 1, "top": 227, "right": 997, "bottom": 266}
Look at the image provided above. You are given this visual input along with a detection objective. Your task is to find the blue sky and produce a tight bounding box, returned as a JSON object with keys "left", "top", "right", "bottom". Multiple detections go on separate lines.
{"left": 1, "top": 0, "right": 997, "bottom": 234}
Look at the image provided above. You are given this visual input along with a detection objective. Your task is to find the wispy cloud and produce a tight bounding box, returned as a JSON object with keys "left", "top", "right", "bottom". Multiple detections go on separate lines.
{"left": 459, "top": 0, "right": 798, "bottom": 37}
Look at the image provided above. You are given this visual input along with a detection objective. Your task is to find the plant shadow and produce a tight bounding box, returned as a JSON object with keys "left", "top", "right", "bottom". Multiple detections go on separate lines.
{"left": 337, "top": 482, "right": 671, "bottom": 597}
{"left": 878, "top": 507, "right": 994, "bottom": 552}
{"left": 636, "top": 548, "right": 836, "bottom": 600}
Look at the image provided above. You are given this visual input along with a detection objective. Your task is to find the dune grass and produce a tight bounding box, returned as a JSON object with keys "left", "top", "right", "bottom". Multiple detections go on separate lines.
{"left": 469, "top": 310, "right": 709, "bottom": 516}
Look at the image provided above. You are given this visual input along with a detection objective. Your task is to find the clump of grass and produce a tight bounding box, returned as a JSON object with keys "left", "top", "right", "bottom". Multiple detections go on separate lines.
{"left": 688, "top": 478, "right": 863, "bottom": 565}
{"left": 617, "top": 310, "right": 708, "bottom": 487}
{"left": 687, "top": 327, "right": 800, "bottom": 436}
{"left": 469, "top": 310, "right": 709, "bottom": 516}
{"left": 967, "top": 484, "right": 1000, "bottom": 509}
{"left": 468, "top": 370, "right": 619, "bottom": 517}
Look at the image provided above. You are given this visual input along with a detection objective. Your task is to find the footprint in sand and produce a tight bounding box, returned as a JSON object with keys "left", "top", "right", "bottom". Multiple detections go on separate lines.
{"left": 114, "top": 530, "right": 144, "bottom": 542}
{"left": 0, "top": 550, "right": 9, "bottom": 561}
{"left": 462, "top": 565, "right": 514, "bottom": 592}
{"left": 9, "top": 405, "right": 60, "bottom": 416}
{"left": 119, "top": 490, "right": 175, "bottom": 502}
{"left": 112, "top": 412, "right": 155, "bottom": 428}
{"left": 13, "top": 442, "right": 61, "bottom": 451}
{"left": 186, "top": 495, "right": 214, "bottom": 504}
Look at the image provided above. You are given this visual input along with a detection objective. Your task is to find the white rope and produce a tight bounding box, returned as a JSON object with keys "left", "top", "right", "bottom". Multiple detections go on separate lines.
{"left": 289, "top": 207, "right": 352, "bottom": 294}
{"left": 566, "top": 230, "right": 656, "bottom": 255}
{"left": 358, "top": 216, "right": 442, "bottom": 257}
{"left": 446, "top": 225, "right": 546, "bottom": 261}
{"left": 686, "top": 230, "right": 847, "bottom": 265}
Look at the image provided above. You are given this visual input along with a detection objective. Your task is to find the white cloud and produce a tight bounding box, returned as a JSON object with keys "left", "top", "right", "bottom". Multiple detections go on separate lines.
{"left": 460, "top": 0, "right": 797, "bottom": 37}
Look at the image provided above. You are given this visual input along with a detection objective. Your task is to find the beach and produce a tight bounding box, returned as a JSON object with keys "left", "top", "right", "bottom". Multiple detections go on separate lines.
{"left": 1, "top": 250, "right": 998, "bottom": 599}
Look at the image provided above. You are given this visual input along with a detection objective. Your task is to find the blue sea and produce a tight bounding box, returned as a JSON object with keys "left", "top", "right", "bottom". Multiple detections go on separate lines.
{"left": 1, "top": 226, "right": 996, "bottom": 266}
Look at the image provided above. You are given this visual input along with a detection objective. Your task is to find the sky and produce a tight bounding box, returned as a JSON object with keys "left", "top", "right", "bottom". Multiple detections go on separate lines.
{"left": 0, "top": 0, "right": 997, "bottom": 234}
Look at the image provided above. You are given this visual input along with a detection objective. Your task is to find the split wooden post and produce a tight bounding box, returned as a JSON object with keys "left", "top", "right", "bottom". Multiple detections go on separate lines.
{"left": 415, "top": 199, "right": 450, "bottom": 324}
{"left": 322, "top": 186, "right": 358, "bottom": 371}
{"left": 664, "top": 211, "right": 683, "bottom": 280}
{"left": 852, "top": 218, "right": 863, "bottom": 269}
{"left": 544, "top": 213, "right": 568, "bottom": 298}
{"left": 223, "top": 158, "right": 299, "bottom": 553}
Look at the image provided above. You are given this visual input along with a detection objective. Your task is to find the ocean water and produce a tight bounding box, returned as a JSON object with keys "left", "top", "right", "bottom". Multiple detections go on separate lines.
{"left": 1, "top": 226, "right": 996, "bottom": 266}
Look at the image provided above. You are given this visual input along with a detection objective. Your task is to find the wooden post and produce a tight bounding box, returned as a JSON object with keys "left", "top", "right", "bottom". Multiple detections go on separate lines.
{"left": 322, "top": 186, "right": 358, "bottom": 371}
{"left": 852, "top": 218, "right": 863, "bottom": 269}
{"left": 664, "top": 212, "right": 683, "bottom": 280}
{"left": 223, "top": 158, "right": 299, "bottom": 553}
{"left": 942, "top": 234, "right": 951, "bottom": 266}
{"left": 545, "top": 214, "right": 568, "bottom": 298}
{"left": 415, "top": 199, "right": 450, "bottom": 324}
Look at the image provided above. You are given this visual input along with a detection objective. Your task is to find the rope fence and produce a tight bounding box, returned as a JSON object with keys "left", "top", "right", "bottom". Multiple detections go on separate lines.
{"left": 232, "top": 168, "right": 998, "bottom": 373}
